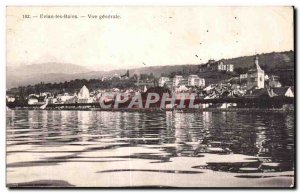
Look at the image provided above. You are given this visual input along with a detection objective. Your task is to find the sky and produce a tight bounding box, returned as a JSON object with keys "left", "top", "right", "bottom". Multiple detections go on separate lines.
{"left": 7, "top": 6, "right": 294, "bottom": 71}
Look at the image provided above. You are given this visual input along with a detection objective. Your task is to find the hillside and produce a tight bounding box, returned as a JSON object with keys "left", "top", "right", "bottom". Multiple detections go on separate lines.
{"left": 7, "top": 63, "right": 93, "bottom": 88}
{"left": 7, "top": 62, "right": 92, "bottom": 75}
{"left": 128, "top": 51, "right": 294, "bottom": 77}
{"left": 7, "top": 51, "right": 294, "bottom": 89}
{"left": 220, "top": 50, "right": 294, "bottom": 70}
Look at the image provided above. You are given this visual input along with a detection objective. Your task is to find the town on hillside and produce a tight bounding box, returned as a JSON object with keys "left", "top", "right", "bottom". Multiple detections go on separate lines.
{"left": 6, "top": 55, "right": 294, "bottom": 110}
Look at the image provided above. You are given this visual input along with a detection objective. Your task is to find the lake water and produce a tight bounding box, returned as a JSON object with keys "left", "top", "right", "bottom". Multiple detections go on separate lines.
{"left": 6, "top": 110, "right": 294, "bottom": 187}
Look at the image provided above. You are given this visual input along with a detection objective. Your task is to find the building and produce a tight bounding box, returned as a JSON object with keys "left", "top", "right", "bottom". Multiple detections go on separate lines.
{"left": 227, "top": 64, "right": 234, "bottom": 72}
{"left": 199, "top": 60, "right": 234, "bottom": 73}
{"left": 159, "top": 77, "right": 170, "bottom": 87}
{"left": 188, "top": 75, "right": 198, "bottom": 86}
{"left": 44, "top": 97, "right": 57, "bottom": 104}
{"left": 239, "top": 73, "right": 248, "bottom": 86}
{"left": 199, "top": 60, "right": 217, "bottom": 72}
{"left": 57, "top": 95, "right": 76, "bottom": 103}
{"left": 188, "top": 75, "right": 205, "bottom": 87}
{"left": 194, "top": 78, "right": 205, "bottom": 87}
{"left": 218, "top": 61, "right": 234, "bottom": 72}
{"left": 240, "top": 73, "right": 248, "bottom": 80}
{"left": 246, "top": 88, "right": 269, "bottom": 98}
{"left": 77, "top": 85, "right": 92, "bottom": 103}
{"left": 78, "top": 85, "right": 90, "bottom": 99}
{"left": 164, "top": 80, "right": 173, "bottom": 90}
{"left": 247, "top": 55, "right": 265, "bottom": 89}
{"left": 173, "top": 75, "right": 183, "bottom": 87}
{"left": 268, "top": 75, "right": 282, "bottom": 88}
{"left": 6, "top": 96, "right": 15, "bottom": 102}
{"left": 178, "top": 79, "right": 188, "bottom": 86}
{"left": 269, "top": 86, "right": 294, "bottom": 98}
{"left": 28, "top": 98, "right": 38, "bottom": 105}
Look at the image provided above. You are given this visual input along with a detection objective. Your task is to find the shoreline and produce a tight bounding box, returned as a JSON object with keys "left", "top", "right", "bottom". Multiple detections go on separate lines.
{"left": 8, "top": 107, "right": 294, "bottom": 113}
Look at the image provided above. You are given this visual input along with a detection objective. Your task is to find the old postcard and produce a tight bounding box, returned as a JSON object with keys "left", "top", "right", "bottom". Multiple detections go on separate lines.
{"left": 6, "top": 6, "right": 294, "bottom": 188}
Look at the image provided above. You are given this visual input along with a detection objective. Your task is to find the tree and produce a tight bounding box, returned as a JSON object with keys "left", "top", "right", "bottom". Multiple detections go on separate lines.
{"left": 235, "top": 67, "right": 247, "bottom": 74}
{"left": 170, "top": 72, "right": 176, "bottom": 78}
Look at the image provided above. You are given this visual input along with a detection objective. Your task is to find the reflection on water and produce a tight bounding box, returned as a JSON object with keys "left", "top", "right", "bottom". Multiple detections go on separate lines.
{"left": 6, "top": 110, "right": 294, "bottom": 187}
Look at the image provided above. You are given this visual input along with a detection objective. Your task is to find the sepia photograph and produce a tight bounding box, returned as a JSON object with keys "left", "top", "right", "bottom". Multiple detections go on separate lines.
{"left": 6, "top": 6, "right": 295, "bottom": 188}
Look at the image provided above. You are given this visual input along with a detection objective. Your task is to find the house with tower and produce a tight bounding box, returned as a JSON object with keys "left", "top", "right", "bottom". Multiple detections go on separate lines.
{"left": 247, "top": 55, "right": 265, "bottom": 89}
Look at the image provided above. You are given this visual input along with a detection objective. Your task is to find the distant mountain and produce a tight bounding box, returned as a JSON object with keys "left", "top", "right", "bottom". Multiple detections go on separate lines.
{"left": 8, "top": 62, "right": 92, "bottom": 75}
{"left": 7, "top": 51, "right": 294, "bottom": 88}
{"left": 7, "top": 63, "right": 93, "bottom": 88}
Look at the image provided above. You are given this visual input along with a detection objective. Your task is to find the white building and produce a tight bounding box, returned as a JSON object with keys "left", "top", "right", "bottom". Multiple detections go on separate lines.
{"left": 6, "top": 96, "right": 15, "bottom": 102}
{"left": 78, "top": 85, "right": 90, "bottom": 99}
{"left": 247, "top": 56, "right": 265, "bottom": 89}
{"left": 28, "top": 98, "right": 38, "bottom": 105}
{"left": 268, "top": 75, "right": 282, "bottom": 88}
{"left": 218, "top": 62, "right": 226, "bottom": 71}
{"left": 227, "top": 64, "right": 234, "bottom": 72}
{"left": 240, "top": 73, "right": 248, "bottom": 79}
{"left": 188, "top": 75, "right": 199, "bottom": 86}
{"left": 195, "top": 78, "right": 205, "bottom": 87}
{"left": 172, "top": 75, "right": 183, "bottom": 87}
{"left": 77, "top": 85, "right": 94, "bottom": 103}
{"left": 218, "top": 61, "right": 234, "bottom": 72}
{"left": 159, "top": 77, "right": 170, "bottom": 87}
{"left": 188, "top": 75, "right": 205, "bottom": 87}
